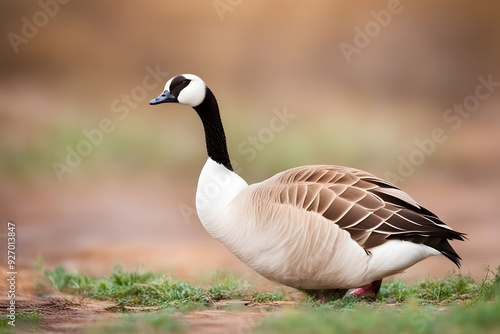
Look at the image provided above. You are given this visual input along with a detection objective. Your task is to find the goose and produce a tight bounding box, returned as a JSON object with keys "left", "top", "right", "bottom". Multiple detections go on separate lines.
{"left": 149, "top": 74, "right": 466, "bottom": 300}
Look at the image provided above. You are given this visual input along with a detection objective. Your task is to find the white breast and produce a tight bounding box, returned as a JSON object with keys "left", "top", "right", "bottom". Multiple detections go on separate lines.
{"left": 196, "top": 158, "right": 248, "bottom": 239}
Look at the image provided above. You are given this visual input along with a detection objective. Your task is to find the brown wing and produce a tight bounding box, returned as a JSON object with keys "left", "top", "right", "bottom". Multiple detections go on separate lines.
{"left": 267, "top": 165, "right": 465, "bottom": 266}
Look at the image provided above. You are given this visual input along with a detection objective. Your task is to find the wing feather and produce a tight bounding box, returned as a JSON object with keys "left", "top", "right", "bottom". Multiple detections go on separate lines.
{"left": 262, "top": 165, "right": 465, "bottom": 263}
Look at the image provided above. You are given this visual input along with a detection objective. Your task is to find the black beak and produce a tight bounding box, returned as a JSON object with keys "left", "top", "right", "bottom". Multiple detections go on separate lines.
{"left": 149, "top": 90, "right": 178, "bottom": 105}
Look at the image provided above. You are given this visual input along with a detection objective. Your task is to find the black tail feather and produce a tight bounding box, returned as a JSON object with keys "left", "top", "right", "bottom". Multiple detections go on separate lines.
{"left": 423, "top": 236, "right": 465, "bottom": 268}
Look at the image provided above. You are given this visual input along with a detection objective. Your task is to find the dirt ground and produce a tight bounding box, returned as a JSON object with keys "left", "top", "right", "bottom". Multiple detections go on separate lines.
{"left": 1, "top": 172, "right": 499, "bottom": 333}
{"left": 0, "top": 259, "right": 297, "bottom": 333}
{"left": 0, "top": 291, "right": 293, "bottom": 334}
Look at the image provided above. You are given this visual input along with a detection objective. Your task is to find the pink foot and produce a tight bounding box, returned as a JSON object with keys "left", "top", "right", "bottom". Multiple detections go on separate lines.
{"left": 350, "top": 279, "right": 382, "bottom": 299}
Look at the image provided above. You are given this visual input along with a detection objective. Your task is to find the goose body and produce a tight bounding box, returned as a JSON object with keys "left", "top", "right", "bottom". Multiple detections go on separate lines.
{"left": 150, "top": 74, "right": 465, "bottom": 299}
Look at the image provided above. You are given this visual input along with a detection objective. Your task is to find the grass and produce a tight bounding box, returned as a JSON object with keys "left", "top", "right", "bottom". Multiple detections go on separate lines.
{"left": 255, "top": 298, "right": 500, "bottom": 334}
{"left": 44, "top": 265, "right": 286, "bottom": 306}
{"left": 376, "top": 271, "right": 479, "bottom": 305}
{"left": 0, "top": 310, "right": 43, "bottom": 334}
{"left": 256, "top": 266, "right": 500, "bottom": 334}
{"left": 44, "top": 265, "right": 248, "bottom": 309}
{"left": 206, "top": 270, "right": 249, "bottom": 301}
{"left": 37, "top": 265, "right": 500, "bottom": 333}
{"left": 251, "top": 290, "right": 287, "bottom": 303}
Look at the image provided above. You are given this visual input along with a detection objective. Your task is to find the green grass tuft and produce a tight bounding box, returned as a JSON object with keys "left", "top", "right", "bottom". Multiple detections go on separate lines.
{"left": 44, "top": 266, "right": 248, "bottom": 308}
{"left": 378, "top": 279, "right": 414, "bottom": 303}
{"left": 251, "top": 291, "right": 287, "bottom": 303}
{"left": 475, "top": 265, "right": 500, "bottom": 302}
{"left": 415, "top": 272, "right": 476, "bottom": 303}
{"left": 206, "top": 270, "right": 248, "bottom": 301}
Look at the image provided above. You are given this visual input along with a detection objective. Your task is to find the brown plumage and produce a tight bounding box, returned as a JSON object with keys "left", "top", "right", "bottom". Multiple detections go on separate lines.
{"left": 266, "top": 165, "right": 465, "bottom": 266}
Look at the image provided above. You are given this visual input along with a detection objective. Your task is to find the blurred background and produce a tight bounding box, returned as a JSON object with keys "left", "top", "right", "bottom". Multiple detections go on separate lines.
{"left": 1, "top": 1, "right": 499, "bottom": 283}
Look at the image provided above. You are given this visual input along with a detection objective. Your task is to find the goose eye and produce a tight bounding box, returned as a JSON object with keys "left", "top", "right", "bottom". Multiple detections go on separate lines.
{"left": 182, "top": 80, "right": 189, "bottom": 85}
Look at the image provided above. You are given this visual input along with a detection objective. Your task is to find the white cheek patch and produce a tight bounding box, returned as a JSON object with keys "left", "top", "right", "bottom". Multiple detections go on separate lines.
{"left": 177, "top": 78, "right": 206, "bottom": 107}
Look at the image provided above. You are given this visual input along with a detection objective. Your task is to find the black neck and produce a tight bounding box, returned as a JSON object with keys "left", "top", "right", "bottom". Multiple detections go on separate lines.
{"left": 193, "top": 87, "right": 233, "bottom": 171}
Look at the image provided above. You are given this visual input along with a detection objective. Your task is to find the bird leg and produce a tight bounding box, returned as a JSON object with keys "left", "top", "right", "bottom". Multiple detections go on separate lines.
{"left": 350, "top": 279, "right": 383, "bottom": 299}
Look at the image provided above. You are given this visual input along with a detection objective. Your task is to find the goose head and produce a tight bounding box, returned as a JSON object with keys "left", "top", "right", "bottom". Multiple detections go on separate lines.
{"left": 149, "top": 74, "right": 206, "bottom": 107}
{"left": 149, "top": 74, "right": 233, "bottom": 171}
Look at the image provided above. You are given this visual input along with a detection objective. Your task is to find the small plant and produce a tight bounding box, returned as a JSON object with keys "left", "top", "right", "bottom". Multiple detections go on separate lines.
{"left": 251, "top": 291, "right": 287, "bottom": 303}
{"left": 206, "top": 271, "right": 248, "bottom": 301}
{"left": 416, "top": 272, "right": 476, "bottom": 304}
{"left": 46, "top": 266, "right": 95, "bottom": 298}
{"left": 15, "top": 310, "right": 43, "bottom": 322}
{"left": 475, "top": 265, "right": 500, "bottom": 302}
{"left": 378, "top": 279, "right": 414, "bottom": 303}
